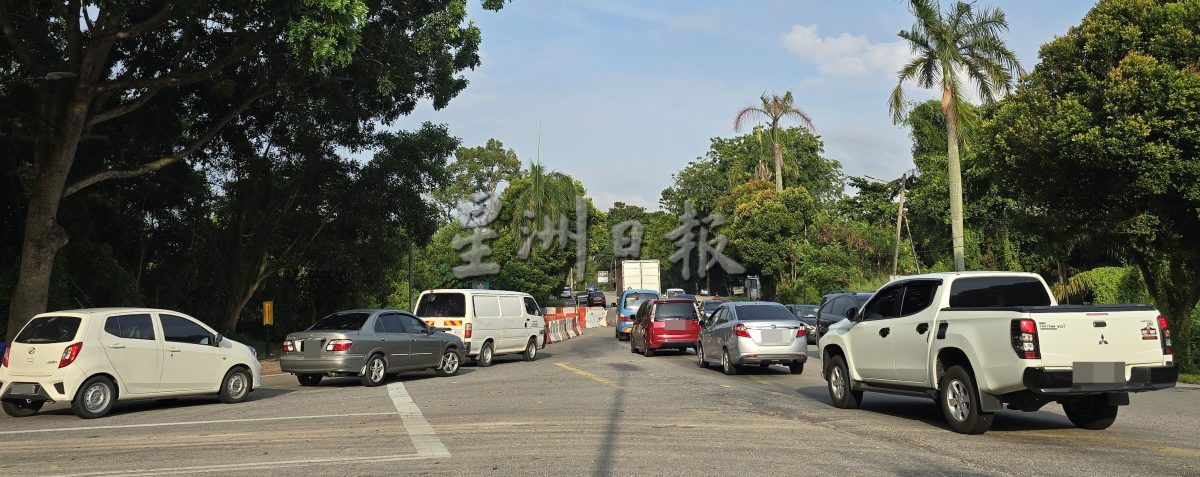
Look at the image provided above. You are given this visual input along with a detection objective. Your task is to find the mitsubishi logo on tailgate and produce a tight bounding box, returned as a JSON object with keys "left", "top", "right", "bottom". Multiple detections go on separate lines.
{"left": 1098, "top": 334, "right": 1109, "bottom": 345}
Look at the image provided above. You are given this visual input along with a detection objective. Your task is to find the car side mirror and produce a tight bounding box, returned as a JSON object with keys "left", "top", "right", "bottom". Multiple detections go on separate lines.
{"left": 845, "top": 308, "right": 859, "bottom": 321}
{"left": 212, "top": 334, "right": 224, "bottom": 347}
{"left": 610, "top": 302, "right": 617, "bottom": 308}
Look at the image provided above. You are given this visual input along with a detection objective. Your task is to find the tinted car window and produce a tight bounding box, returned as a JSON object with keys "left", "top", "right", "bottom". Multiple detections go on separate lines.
{"left": 16, "top": 316, "right": 81, "bottom": 344}
{"left": 654, "top": 302, "right": 698, "bottom": 321}
{"left": 310, "top": 312, "right": 369, "bottom": 331}
{"left": 702, "top": 300, "right": 725, "bottom": 312}
{"left": 398, "top": 314, "right": 428, "bottom": 333}
{"left": 733, "top": 304, "right": 798, "bottom": 321}
{"left": 104, "top": 314, "right": 156, "bottom": 340}
{"left": 377, "top": 313, "right": 404, "bottom": 333}
{"left": 900, "top": 281, "right": 941, "bottom": 316}
{"left": 160, "top": 314, "right": 212, "bottom": 345}
{"left": 789, "top": 305, "right": 818, "bottom": 317}
{"left": 949, "top": 277, "right": 1052, "bottom": 308}
{"left": 416, "top": 292, "right": 466, "bottom": 317}
{"left": 524, "top": 297, "right": 541, "bottom": 315}
{"left": 863, "top": 286, "right": 903, "bottom": 321}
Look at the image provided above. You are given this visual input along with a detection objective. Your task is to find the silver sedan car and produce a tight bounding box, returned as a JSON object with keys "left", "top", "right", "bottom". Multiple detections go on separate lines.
{"left": 696, "top": 302, "right": 808, "bottom": 375}
{"left": 280, "top": 309, "right": 464, "bottom": 387}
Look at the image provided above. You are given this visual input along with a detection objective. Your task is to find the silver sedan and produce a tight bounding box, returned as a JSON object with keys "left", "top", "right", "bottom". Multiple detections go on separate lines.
{"left": 696, "top": 302, "right": 808, "bottom": 375}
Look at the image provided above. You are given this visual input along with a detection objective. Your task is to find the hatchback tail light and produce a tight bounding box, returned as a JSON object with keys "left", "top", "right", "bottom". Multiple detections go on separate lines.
{"left": 465, "top": 323, "right": 473, "bottom": 339}
{"left": 1010, "top": 319, "right": 1040, "bottom": 359}
{"left": 2, "top": 344, "right": 9, "bottom": 368}
{"left": 1158, "top": 315, "right": 1172, "bottom": 355}
{"left": 734, "top": 323, "right": 750, "bottom": 338}
{"left": 282, "top": 340, "right": 295, "bottom": 353}
{"left": 59, "top": 342, "right": 83, "bottom": 368}
{"left": 325, "top": 339, "right": 353, "bottom": 352}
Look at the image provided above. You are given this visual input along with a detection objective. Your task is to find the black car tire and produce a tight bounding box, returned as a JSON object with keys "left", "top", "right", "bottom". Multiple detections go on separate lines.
{"left": 939, "top": 365, "right": 994, "bottom": 434}
{"left": 72, "top": 375, "right": 117, "bottom": 419}
{"left": 643, "top": 340, "right": 655, "bottom": 357}
{"left": 789, "top": 361, "right": 805, "bottom": 375}
{"left": 826, "top": 355, "right": 862, "bottom": 409}
{"left": 721, "top": 349, "right": 738, "bottom": 376}
{"left": 477, "top": 341, "right": 495, "bottom": 367}
{"left": 758, "top": 363, "right": 771, "bottom": 368}
{"left": 696, "top": 342, "right": 708, "bottom": 368}
{"left": 2, "top": 399, "right": 44, "bottom": 417}
{"left": 297, "top": 374, "right": 323, "bottom": 386}
{"left": 522, "top": 338, "right": 538, "bottom": 361}
{"left": 1063, "top": 395, "right": 1119, "bottom": 430}
{"left": 218, "top": 367, "right": 252, "bottom": 404}
{"left": 361, "top": 354, "right": 387, "bottom": 387}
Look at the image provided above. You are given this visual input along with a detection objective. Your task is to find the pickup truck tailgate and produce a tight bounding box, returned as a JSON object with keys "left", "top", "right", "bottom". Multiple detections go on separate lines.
{"left": 1031, "top": 308, "right": 1167, "bottom": 368}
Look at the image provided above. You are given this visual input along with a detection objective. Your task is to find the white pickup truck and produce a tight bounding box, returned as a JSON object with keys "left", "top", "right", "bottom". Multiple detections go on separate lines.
{"left": 819, "top": 271, "right": 1177, "bottom": 434}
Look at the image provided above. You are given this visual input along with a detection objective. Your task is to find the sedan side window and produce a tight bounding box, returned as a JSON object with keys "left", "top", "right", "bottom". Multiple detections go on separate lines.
{"left": 160, "top": 314, "right": 213, "bottom": 345}
{"left": 104, "top": 314, "right": 156, "bottom": 340}
{"left": 398, "top": 314, "right": 429, "bottom": 334}
{"left": 862, "top": 285, "right": 903, "bottom": 321}
{"left": 378, "top": 313, "right": 404, "bottom": 333}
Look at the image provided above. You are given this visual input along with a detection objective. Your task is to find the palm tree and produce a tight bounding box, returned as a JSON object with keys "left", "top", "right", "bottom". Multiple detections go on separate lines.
{"left": 509, "top": 161, "right": 577, "bottom": 225}
{"left": 888, "top": 0, "right": 1021, "bottom": 271}
{"left": 734, "top": 91, "right": 814, "bottom": 192}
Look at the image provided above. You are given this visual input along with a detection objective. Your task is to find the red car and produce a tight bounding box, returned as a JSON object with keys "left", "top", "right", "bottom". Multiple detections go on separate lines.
{"left": 630, "top": 298, "right": 701, "bottom": 357}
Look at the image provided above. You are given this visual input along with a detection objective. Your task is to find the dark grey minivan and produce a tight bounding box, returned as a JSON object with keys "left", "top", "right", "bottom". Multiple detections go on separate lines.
{"left": 280, "top": 309, "right": 464, "bottom": 387}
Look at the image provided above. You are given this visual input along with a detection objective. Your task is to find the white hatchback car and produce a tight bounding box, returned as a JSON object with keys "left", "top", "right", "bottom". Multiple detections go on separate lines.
{"left": 1, "top": 308, "right": 261, "bottom": 419}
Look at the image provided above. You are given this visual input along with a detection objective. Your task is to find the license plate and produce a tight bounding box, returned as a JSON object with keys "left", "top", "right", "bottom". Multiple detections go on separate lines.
{"left": 10, "top": 383, "right": 39, "bottom": 395}
{"left": 761, "top": 329, "right": 789, "bottom": 345}
{"left": 1073, "top": 362, "right": 1124, "bottom": 385}
{"left": 665, "top": 320, "right": 688, "bottom": 331}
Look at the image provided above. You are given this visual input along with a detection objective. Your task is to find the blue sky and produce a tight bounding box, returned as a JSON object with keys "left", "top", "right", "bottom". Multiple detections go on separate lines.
{"left": 397, "top": 0, "right": 1095, "bottom": 211}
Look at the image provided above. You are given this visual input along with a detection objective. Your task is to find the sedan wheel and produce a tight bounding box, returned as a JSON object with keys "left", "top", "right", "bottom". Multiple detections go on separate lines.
{"left": 696, "top": 342, "right": 708, "bottom": 368}
{"left": 361, "top": 355, "right": 387, "bottom": 387}
{"left": 435, "top": 348, "right": 461, "bottom": 377}
{"left": 721, "top": 349, "right": 738, "bottom": 376}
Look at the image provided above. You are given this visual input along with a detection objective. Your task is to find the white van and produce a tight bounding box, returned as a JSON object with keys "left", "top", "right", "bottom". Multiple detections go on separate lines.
{"left": 414, "top": 289, "right": 546, "bottom": 367}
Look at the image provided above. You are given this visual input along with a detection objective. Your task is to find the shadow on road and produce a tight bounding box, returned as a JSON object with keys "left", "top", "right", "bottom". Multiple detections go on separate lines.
{"left": 36, "top": 386, "right": 298, "bottom": 417}
{"left": 590, "top": 364, "right": 632, "bottom": 477}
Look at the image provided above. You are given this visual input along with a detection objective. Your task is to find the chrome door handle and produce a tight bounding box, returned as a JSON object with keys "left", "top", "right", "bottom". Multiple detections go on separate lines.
{"left": 165, "top": 347, "right": 181, "bottom": 352}
{"left": 107, "top": 344, "right": 125, "bottom": 349}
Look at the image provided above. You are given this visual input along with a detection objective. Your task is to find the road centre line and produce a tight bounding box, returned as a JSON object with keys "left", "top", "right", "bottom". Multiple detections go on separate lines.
{"left": 0, "top": 412, "right": 399, "bottom": 436}
{"left": 53, "top": 453, "right": 433, "bottom": 477}
{"left": 387, "top": 381, "right": 451, "bottom": 458}
{"left": 554, "top": 362, "right": 621, "bottom": 388}
{"left": 748, "top": 375, "right": 775, "bottom": 387}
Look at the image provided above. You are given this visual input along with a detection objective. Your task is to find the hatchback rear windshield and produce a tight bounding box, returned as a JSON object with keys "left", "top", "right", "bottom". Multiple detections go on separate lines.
{"left": 735, "top": 305, "right": 799, "bottom": 321}
{"left": 654, "top": 303, "right": 697, "bottom": 321}
{"left": 949, "top": 277, "right": 1052, "bottom": 308}
{"left": 416, "top": 293, "right": 466, "bottom": 317}
{"left": 308, "top": 312, "right": 369, "bottom": 331}
{"left": 623, "top": 293, "right": 658, "bottom": 309}
{"left": 16, "top": 316, "right": 82, "bottom": 343}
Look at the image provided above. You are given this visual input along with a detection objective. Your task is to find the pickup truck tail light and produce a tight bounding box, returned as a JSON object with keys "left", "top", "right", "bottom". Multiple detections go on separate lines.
{"left": 59, "top": 342, "right": 83, "bottom": 368}
{"left": 734, "top": 323, "right": 750, "bottom": 338}
{"left": 465, "top": 323, "right": 473, "bottom": 339}
{"left": 1010, "top": 319, "right": 1040, "bottom": 359}
{"left": 1158, "top": 315, "right": 1172, "bottom": 355}
{"left": 325, "top": 339, "right": 353, "bottom": 352}
{"left": 282, "top": 340, "right": 295, "bottom": 353}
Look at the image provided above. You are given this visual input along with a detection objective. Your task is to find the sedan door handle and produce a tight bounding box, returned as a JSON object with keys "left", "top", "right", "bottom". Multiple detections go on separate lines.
{"left": 916, "top": 323, "right": 929, "bottom": 335}
{"left": 879, "top": 327, "right": 890, "bottom": 338}
{"left": 107, "top": 343, "right": 126, "bottom": 349}
{"left": 165, "top": 347, "right": 181, "bottom": 353}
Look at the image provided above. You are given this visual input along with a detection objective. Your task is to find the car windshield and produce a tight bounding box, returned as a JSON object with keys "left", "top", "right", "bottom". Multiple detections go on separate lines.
{"left": 654, "top": 302, "right": 697, "bottom": 320}
{"left": 623, "top": 292, "right": 657, "bottom": 309}
{"left": 15, "top": 316, "right": 81, "bottom": 343}
{"left": 308, "top": 312, "right": 370, "bottom": 331}
{"left": 416, "top": 292, "right": 466, "bottom": 317}
{"left": 735, "top": 304, "right": 799, "bottom": 321}
{"left": 790, "top": 305, "right": 818, "bottom": 317}
{"left": 702, "top": 301, "right": 725, "bottom": 311}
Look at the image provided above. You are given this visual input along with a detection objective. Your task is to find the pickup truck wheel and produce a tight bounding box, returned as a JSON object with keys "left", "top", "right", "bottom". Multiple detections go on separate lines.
{"left": 1063, "top": 396, "right": 1119, "bottom": 430}
{"left": 826, "top": 355, "right": 861, "bottom": 409}
{"left": 939, "top": 365, "right": 994, "bottom": 434}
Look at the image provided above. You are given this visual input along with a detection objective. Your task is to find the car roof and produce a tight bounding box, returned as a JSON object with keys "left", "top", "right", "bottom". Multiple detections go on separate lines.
{"left": 728, "top": 301, "right": 785, "bottom": 307}
{"left": 654, "top": 298, "right": 696, "bottom": 304}
{"left": 621, "top": 289, "right": 659, "bottom": 295}
{"left": 423, "top": 289, "right": 531, "bottom": 296}
{"left": 35, "top": 307, "right": 194, "bottom": 318}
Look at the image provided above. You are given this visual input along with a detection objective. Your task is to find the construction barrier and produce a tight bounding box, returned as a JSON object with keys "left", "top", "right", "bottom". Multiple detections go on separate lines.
{"left": 543, "top": 306, "right": 586, "bottom": 345}
{"left": 584, "top": 307, "right": 607, "bottom": 328}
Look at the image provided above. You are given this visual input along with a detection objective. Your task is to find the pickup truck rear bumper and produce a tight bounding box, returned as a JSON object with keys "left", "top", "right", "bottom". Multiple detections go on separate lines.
{"left": 1022, "top": 365, "right": 1177, "bottom": 395}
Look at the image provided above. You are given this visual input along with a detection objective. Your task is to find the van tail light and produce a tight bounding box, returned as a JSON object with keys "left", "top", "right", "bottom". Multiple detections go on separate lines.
{"left": 465, "top": 323, "right": 473, "bottom": 339}
{"left": 734, "top": 323, "right": 750, "bottom": 338}
{"left": 325, "top": 339, "right": 353, "bottom": 352}
{"left": 2, "top": 345, "right": 9, "bottom": 368}
{"left": 1010, "top": 319, "right": 1040, "bottom": 359}
{"left": 59, "top": 342, "right": 83, "bottom": 368}
{"left": 796, "top": 327, "right": 807, "bottom": 338}
{"left": 1158, "top": 315, "right": 1173, "bottom": 355}
{"left": 282, "top": 340, "right": 295, "bottom": 353}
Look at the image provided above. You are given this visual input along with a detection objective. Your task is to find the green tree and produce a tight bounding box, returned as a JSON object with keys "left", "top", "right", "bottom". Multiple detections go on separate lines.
{"left": 888, "top": 0, "right": 1022, "bottom": 272}
{"left": 733, "top": 91, "right": 815, "bottom": 192}
{"left": 434, "top": 138, "right": 521, "bottom": 218}
{"left": 983, "top": 0, "right": 1200, "bottom": 369}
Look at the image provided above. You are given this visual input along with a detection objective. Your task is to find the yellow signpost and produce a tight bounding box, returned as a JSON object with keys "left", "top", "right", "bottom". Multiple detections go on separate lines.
{"left": 263, "top": 300, "right": 274, "bottom": 326}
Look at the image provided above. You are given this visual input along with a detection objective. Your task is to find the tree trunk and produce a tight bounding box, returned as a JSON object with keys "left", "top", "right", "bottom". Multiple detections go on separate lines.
{"left": 772, "top": 139, "right": 784, "bottom": 192}
{"left": 943, "top": 89, "right": 966, "bottom": 272}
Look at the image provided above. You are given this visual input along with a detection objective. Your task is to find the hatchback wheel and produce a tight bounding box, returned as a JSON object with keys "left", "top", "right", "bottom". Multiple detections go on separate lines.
{"left": 297, "top": 374, "right": 323, "bottom": 386}
{"left": 643, "top": 337, "right": 655, "bottom": 357}
{"left": 721, "top": 349, "right": 738, "bottom": 376}
{"left": 2, "top": 399, "right": 44, "bottom": 417}
{"left": 477, "top": 341, "right": 495, "bottom": 367}
{"left": 435, "top": 348, "right": 462, "bottom": 377}
{"left": 72, "top": 375, "right": 117, "bottom": 419}
{"left": 361, "top": 354, "right": 387, "bottom": 387}
{"left": 218, "top": 367, "right": 251, "bottom": 404}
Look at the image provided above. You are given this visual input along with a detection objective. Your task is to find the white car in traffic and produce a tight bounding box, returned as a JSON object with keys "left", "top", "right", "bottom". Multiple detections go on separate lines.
{"left": 1, "top": 308, "right": 261, "bottom": 419}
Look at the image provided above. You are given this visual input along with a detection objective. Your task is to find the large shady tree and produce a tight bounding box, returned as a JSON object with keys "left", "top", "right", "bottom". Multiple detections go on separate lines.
{"left": 734, "top": 91, "right": 814, "bottom": 192}
{"left": 888, "top": 0, "right": 1021, "bottom": 271}
{"left": 1, "top": 0, "right": 505, "bottom": 340}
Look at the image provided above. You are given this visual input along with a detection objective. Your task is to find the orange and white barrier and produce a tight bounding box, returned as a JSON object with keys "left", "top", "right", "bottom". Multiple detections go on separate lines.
{"left": 543, "top": 307, "right": 587, "bottom": 344}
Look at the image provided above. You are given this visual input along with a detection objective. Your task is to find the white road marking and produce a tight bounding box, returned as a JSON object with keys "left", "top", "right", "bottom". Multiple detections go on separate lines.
{"left": 0, "top": 412, "right": 398, "bottom": 436}
{"left": 388, "top": 381, "right": 451, "bottom": 458}
{"left": 52, "top": 453, "right": 432, "bottom": 477}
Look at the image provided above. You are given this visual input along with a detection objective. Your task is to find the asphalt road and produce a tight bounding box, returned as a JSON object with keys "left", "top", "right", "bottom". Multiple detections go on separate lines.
{"left": 3, "top": 323, "right": 1199, "bottom": 476}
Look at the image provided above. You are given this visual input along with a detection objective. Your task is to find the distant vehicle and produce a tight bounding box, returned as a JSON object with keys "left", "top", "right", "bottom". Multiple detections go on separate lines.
{"left": 786, "top": 304, "right": 820, "bottom": 344}
{"left": 560, "top": 286, "right": 572, "bottom": 298}
{"left": 587, "top": 291, "right": 607, "bottom": 307}
{"left": 575, "top": 291, "right": 590, "bottom": 305}
{"left": 282, "top": 309, "right": 463, "bottom": 387}
{"left": 415, "top": 289, "right": 545, "bottom": 367}
{"left": 700, "top": 300, "right": 725, "bottom": 319}
{"left": 615, "top": 289, "right": 660, "bottom": 341}
{"left": 1, "top": 308, "right": 261, "bottom": 419}
{"left": 631, "top": 299, "right": 701, "bottom": 356}
{"left": 586, "top": 283, "right": 597, "bottom": 292}
{"left": 697, "top": 302, "right": 807, "bottom": 375}
{"left": 699, "top": 288, "right": 710, "bottom": 296}
{"left": 665, "top": 288, "right": 686, "bottom": 298}
{"left": 820, "top": 272, "right": 1178, "bottom": 435}
{"left": 616, "top": 260, "right": 661, "bottom": 292}
{"left": 814, "top": 291, "right": 873, "bottom": 342}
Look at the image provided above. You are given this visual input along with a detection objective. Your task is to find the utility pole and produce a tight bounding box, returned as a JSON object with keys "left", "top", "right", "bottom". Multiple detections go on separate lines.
{"left": 408, "top": 247, "right": 415, "bottom": 312}
{"left": 892, "top": 173, "right": 907, "bottom": 277}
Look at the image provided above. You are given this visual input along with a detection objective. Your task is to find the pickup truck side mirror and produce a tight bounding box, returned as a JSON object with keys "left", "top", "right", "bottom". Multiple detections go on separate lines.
{"left": 845, "top": 307, "right": 859, "bottom": 322}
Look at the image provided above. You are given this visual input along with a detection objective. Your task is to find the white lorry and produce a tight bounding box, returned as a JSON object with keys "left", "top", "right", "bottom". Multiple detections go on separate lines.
{"left": 616, "top": 259, "right": 661, "bottom": 293}
{"left": 819, "top": 272, "right": 1177, "bottom": 434}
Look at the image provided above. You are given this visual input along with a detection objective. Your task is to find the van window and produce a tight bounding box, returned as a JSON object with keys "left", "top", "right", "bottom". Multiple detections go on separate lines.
{"left": 499, "top": 296, "right": 522, "bottom": 317}
{"left": 416, "top": 292, "right": 466, "bottom": 317}
{"left": 16, "top": 316, "right": 81, "bottom": 344}
{"left": 523, "top": 297, "right": 541, "bottom": 315}
{"left": 949, "top": 277, "right": 1052, "bottom": 308}
{"left": 473, "top": 296, "right": 501, "bottom": 318}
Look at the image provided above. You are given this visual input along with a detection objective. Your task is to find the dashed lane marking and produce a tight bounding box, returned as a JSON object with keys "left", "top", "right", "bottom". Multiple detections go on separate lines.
{"left": 554, "top": 362, "right": 622, "bottom": 388}
{"left": 0, "top": 412, "right": 399, "bottom": 436}
{"left": 387, "top": 381, "right": 450, "bottom": 458}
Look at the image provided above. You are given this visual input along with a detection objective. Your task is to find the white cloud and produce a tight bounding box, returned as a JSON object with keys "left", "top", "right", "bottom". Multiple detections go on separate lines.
{"left": 780, "top": 24, "right": 910, "bottom": 77}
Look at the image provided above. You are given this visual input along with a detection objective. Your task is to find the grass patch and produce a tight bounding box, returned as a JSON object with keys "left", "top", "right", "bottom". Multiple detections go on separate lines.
{"left": 1180, "top": 372, "right": 1200, "bottom": 385}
